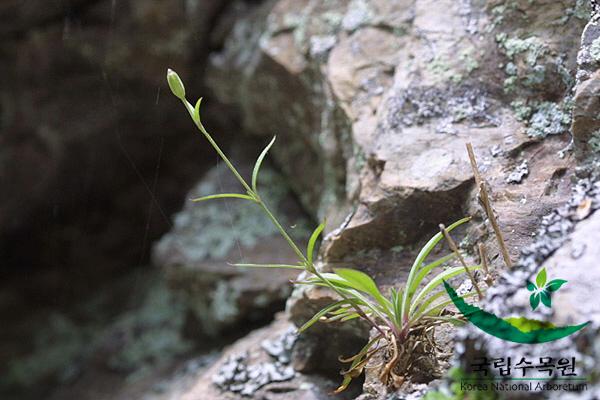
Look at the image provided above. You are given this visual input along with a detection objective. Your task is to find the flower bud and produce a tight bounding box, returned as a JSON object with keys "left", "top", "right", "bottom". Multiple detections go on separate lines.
{"left": 167, "top": 68, "right": 185, "bottom": 100}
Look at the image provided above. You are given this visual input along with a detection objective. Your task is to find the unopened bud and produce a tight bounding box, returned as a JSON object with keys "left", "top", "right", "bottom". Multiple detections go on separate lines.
{"left": 167, "top": 68, "right": 185, "bottom": 100}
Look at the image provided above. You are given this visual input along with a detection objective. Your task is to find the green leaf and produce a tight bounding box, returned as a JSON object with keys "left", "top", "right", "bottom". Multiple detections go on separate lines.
{"left": 401, "top": 217, "right": 471, "bottom": 320}
{"left": 298, "top": 300, "right": 348, "bottom": 332}
{"left": 526, "top": 281, "right": 536, "bottom": 291}
{"left": 340, "top": 288, "right": 388, "bottom": 320}
{"left": 232, "top": 263, "right": 305, "bottom": 270}
{"left": 410, "top": 265, "right": 483, "bottom": 312}
{"left": 408, "top": 253, "right": 456, "bottom": 300}
{"left": 191, "top": 193, "right": 254, "bottom": 202}
{"left": 306, "top": 221, "right": 326, "bottom": 265}
{"left": 410, "top": 290, "right": 445, "bottom": 317}
{"left": 329, "top": 306, "right": 353, "bottom": 316}
{"left": 545, "top": 279, "right": 567, "bottom": 292}
{"left": 325, "top": 310, "right": 361, "bottom": 323}
{"left": 413, "top": 291, "right": 479, "bottom": 323}
{"left": 530, "top": 292, "right": 540, "bottom": 310}
{"left": 295, "top": 273, "right": 389, "bottom": 320}
{"left": 295, "top": 272, "right": 351, "bottom": 288}
{"left": 334, "top": 268, "right": 388, "bottom": 308}
{"left": 340, "top": 313, "right": 361, "bottom": 322}
{"left": 540, "top": 291, "right": 551, "bottom": 308}
{"left": 390, "top": 288, "right": 404, "bottom": 328}
{"left": 193, "top": 97, "right": 203, "bottom": 123}
{"left": 252, "top": 136, "right": 276, "bottom": 192}
{"left": 535, "top": 268, "right": 547, "bottom": 287}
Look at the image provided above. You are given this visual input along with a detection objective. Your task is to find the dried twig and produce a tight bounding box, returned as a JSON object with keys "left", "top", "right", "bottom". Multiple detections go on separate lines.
{"left": 478, "top": 243, "right": 494, "bottom": 287}
{"left": 465, "top": 143, "right": 513, "bottom": 269}
{"left": 439, "top": 224, "right": 483, "bottom": 300}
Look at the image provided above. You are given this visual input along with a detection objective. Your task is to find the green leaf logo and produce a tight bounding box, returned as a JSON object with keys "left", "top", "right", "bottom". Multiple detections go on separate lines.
{"left": 525, "top": 268, "right": 567, "bottom": 311}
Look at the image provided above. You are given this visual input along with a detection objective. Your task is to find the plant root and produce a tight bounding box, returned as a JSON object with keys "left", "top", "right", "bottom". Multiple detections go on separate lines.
{"left": 377, "top": 323, "right": 445, "bottom": 389}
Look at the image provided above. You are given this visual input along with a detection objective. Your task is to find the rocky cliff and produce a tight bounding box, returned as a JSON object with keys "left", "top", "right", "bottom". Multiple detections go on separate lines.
{"left": 163, "top": 0, "right": 600, "bottom": 398}
{"left": 4, "top": 1, "right": 600, "bottom": 399}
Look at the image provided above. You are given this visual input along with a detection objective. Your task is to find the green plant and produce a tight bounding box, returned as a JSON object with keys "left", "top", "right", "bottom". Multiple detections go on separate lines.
{"left": 166, "top": 69, "right": 483, "bottom": 391}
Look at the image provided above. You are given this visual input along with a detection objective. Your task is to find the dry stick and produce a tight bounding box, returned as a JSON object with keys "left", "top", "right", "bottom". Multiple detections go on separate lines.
{"left": 439, "top": 224, "right": 484, "bottom": 300}
{"left": 465, "top": 143, "right": 513, "bottom": 269}
{"left": 478, "top": 243, "right": 494, "bottom": 287}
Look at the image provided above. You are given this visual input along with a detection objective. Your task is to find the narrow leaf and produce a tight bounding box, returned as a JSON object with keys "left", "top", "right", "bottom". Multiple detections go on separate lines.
{"left": 340, "top": 288, "right": 389, "bottom": 321}
{"left": 408, "top": 253, "right": 456, "bottom": 299}
{"left": 294, "top": 273, "right": 351, "bottom": 288}
{"left": 526, "top": 281, "right": 536, "bottom": 291}
{"left": 410, "top": 265, "right": 483, "bottom": 311}
{"left": 329, "top": 306, "right": 353, "bottom": 316}
{"left": 191, "top": 193, "right": 254, "bottom": 202}
{"left": 536, "top": 268, "right": 547, "bottom": 287}
{"left": 251, "top": 136, "right": 276, "bottom": 192}
{"left": 334, "top": 268, "right": 389, "bottom": 309}
{"left": 340, "top": 313, "right": 361, "bottom": 322}
{"left": 401, "top": 217, "right": 471, "bottom": 320}
{"left": 325, "top": 311, "right": 360, "bottom": 323}
{"left": 299, "top": 300, "right": 348, "bottom": 332}
{"left": 294, "top": 273, "right": 389, "bottom": 320}
{"left": 306, "top": 221, "right": 326, "bottom": 265}
{"left": 193, "top": 97, "right": 203, "bottom": 123}
{"left": 414, "top": 291, "right": 479, "bottom": 322}
{"left": 545, "top": 279, "right": 567, "bottom": 292}
{"left": 410, "top": 290, "right": 445, "bottom": 317}
{"left": 390, "top": 287, "right": 403, "bottom": 328}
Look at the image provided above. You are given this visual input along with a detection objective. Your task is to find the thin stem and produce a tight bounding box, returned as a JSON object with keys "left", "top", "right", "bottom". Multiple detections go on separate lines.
{"left": 478, "top": 243, "right": 494, "bottom": 287}
{"left": 183, "top": 100, "right": 253, "bottom": 194}
{"left": 465, "top": 143, "right": 512, "bottom": 269}
{"left": 256, "top": 198, "right": 308, "bottom": 264}
{"left": 439, "top": 224, "right": 483, "bottom": 300}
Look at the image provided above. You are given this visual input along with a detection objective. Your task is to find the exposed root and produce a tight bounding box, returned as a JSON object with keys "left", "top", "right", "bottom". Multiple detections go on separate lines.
{"left": 375, "top": 324, "right": 445, "bottom": 389}
{"left": 378, "top": 333, "right": 399, "bottom": 384}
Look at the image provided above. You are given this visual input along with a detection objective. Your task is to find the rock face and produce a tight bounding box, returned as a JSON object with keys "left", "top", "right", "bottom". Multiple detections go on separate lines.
{"left": 206, "top": 0, "right": 589, "bottom": 277}
{"left": 7, "top": 0, "right": 600, "bottom": 399}
{"left": 573, "top": 17, "right": 600, "bottom": 156}
{"left": 205, "top": 1, "right": 591, "bottom": 395}
{"left": 153, "top": 150, "right": 310, "bottom": 336}
{"left": 176, "top": 314, "right": 363, "bottom": 400}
